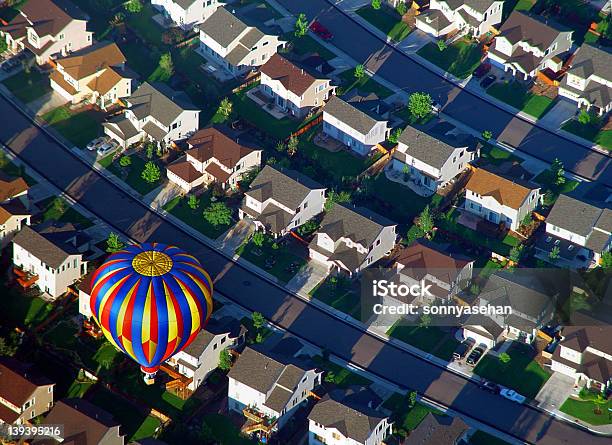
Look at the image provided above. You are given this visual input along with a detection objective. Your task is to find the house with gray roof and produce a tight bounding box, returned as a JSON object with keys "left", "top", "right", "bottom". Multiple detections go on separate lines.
{"left": 308, "top": 395, "right": 392, "bottom": 445}
{"left": 405, "top": 412, "right": 468, "bottom": 445}
{"left": 228, "top": 347, "right": 322, "bottom": 432}
{"left": 151, "top": 0, "right": 222, "bottom": 30}
{"left": 12, "top": 223, "right": 89, "bottom": 299}
{"left": 197, "top": 7, "right": 284, "bottom": 77}
{"left": 322, "top": 96, "right": 390, "bottom": 156}
{"left": 536, "top": 194, "right": 612, "bottom": 267}
{"left": 390, "top": 125, "right": 477, "bottom": 196}
{"left": 166, "top": 316, "right": 246, "bottom": 391}
{"left": 487, "top": 11, "right": 573, "bottom": 80}
{"left": 559, "top": 44, "right": 612, "bottom": 116}
{"left": 240, "top": 165, "right": 326, "bottom": 237}
{"left": 103, "top": 82, "right": 200, "bottom": 148}
{"left": 416, "top": 0, "right": 504, "bottom": 38}
{"left": 309, "top": 204, "right": 397, "bottom": 277}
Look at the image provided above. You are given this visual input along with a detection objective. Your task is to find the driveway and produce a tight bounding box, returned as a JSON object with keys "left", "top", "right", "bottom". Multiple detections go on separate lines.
{"left": 29, "top": 90, "right": 68, "bottom": 116}
{"left": 397, "top": 29, "right": 432, "bottom": 54}
{"left": 536, "top": 371, "right": 576, "bottom": 411}
{"left": 286, "top": 260, "right": 328, "bottom": 296}
{"left": 539, "top": 98, "right": 578, "bottom": 129}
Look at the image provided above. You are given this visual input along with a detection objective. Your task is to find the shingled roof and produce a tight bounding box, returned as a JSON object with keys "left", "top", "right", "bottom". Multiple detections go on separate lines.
{"left": 126, "top": 82, "right": 198, "bottom": 127}
{"left": 3, "top": 0, "right": 88, "bottom": 39}
{"left": 324, "top": 95, "right": 383, "bottom": 135}
{"left": 246, "top": 165, "right": 324, "bottom": 209}
{"left": 0, "top": 171, "right": 28, "bottom": 202}
{"left": 405, "top": 413, "right": 468, "bottom": 445}
{"left": 12, "top": 224, "right": 81, "bottom": 269}
{"left": 396, "top": 126, "right": 465, "bottom": 170}
{"left": 56, "top": 42, "right": 125, "bottom": 80}
{"left": 465, "top": 168, "right": 538, "bottom": 209}
{"left": 0, "top": 358, "right": 53, "bottom": 410}
{"left": 319, "top": 204, "right": 395, "bottom": 247}
{"left": 187, "top": 127, "right": 257, "bottom": 169}
{"left": 498, "top": 11, "right": 566, "bottom": 50}
{"left": 260, "top": 54, "right": 320, "bottom": 96}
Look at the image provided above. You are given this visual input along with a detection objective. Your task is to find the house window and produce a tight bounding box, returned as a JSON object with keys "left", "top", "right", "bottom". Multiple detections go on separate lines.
{"left": 213, "top": 343, "right": 218, "bottom": 350}
{"left": 221, "top": 336, "right": 226, "bottom": 344}
{"left": 59, "top": 33, "right": 64, "bottom": 40}
{"left": 303, "top": 201, "right": 308, "bottom": 209}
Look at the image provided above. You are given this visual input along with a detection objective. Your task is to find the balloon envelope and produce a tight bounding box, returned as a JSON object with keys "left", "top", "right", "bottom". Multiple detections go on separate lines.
{"left": 90, "top": 243, "right": 213, "bottom": 374}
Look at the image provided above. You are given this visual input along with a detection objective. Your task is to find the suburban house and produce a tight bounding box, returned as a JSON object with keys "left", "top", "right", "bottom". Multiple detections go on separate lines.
{"left": 559, "top": 44, "right": 612, "bottom": 116}
{"left": 12, "top": 223, "right": 89, "bottom": 299}
{"left": 390, "top": 126, "right": 477, "bottom": 196}
{"left": 461, "top": 313, "right": 506, "bottom": 349}
{"left": 0, "top": 359, "right": 54, "bottom": 425}
{"left": 151, "top": 0, "right": 222, "bottom": 30}
{"left": 463, "top": 168, "right": 541, "bottom": 231}
{"left": 415, "top": 0, "right": 504, "bottom": 38}
{"left": 49, "top": 42, "right": 134, "bottom": 110}
{"left": 551, "top": 320, "right": 612, "bottom": 392}
{"left": 0, "top": 172, "right": 30, "bottom": 248}
{"left": 166, "top": 126, "right": 262, "bottom": 193}
{"left": 486, "top": 11, "right": 573, "bottom": 80}
{"left": 166, "top": 316, "right": 246, "bottom": 391}
{"left": 198, "top": 7, "right": 284, "bottom": 76}
{"left": 322, "top": 95, "right": 390, "bottom": 156}
{"left": 394, "top": 240, "right": 474, "bottom": 303}
{"left": 309, "top": 204, "right": 397, "bottom": 277}
{"left": 308, "top": 395, "right": 392, "bottom": 445}
{"left": 227, "top": 347, "right": 323, "bottom": 433}
{"left": 259, "top": 54, "right": 336, "bottom": 118}
{"left": 37, "top": 399, "right": 125, "bottom": 445}
{"left": 535, "top": 194, "right": 611, "bottom": 267}
{"left": 1, "top": 0, "right": 93, "bottom": 65}
{"left": 240, "top": 165, "right": 326, "bottom": 237}
{"left": 405, "top": 412, "right": 469, "bottom": 445}
{"left": 343, "top": 89, "right": 391, "bottom": 120}
{"left": 103, "top": 82, "right": 200, "bottom": 149}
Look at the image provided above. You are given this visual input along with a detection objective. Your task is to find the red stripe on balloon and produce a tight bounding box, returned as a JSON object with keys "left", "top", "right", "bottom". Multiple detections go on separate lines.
{"left": 121, "top": 278, "right": 140, "bottom": 344}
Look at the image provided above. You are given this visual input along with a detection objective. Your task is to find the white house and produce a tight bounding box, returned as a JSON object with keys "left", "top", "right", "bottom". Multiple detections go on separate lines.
{"left": 535, "top": 194, "right": 611, "bottom": 267}
{"left": 198, "top": 7, "right": 284, "bottom": 76}
{"left": 486, "top": 11, "right": 573, "bottom": 80}
{"left": 0, "top": 172, "right": 30, "bottom": 248}
{"left": 1, "top": 0, "right": 93, "bottom": 65}
{"left": 558, "top": 44, "right": 612, "bottom": 116}
{"left": 12, "top": 223, "right": 88, "bottom": 299}
{"left": 309, "top": 204, "right": 397, "bottom": 277}
{"left": 259, "top": 54, "right": 336, "bottom": 118}
{"left": 416, "top": 0, "right": 504, "bottom": 38}
{"left": 103, "top": 82, "right": 200, "bottom": 149}
{"left": 240, "top": 165, "right": 326, "bottom": 237}
{"left": 228, "top": 347, "right": 322, "bottom": 433}
{"left": 308, "top": 396, "right": 392, "bottom": 445}
{"left": 463, "top": 168, "right": 541, "bottom": 231}
{"left": 151, "top": 0, "right": 222, "bottom": 30}
{"left": 166, "top": 126, "right": 262, "bottom": 192}
{"left": 390, "top": 126, "right": 477, "bottom": 196}
{"left": 322, "top": 95, "right": 389, "bottom": 156}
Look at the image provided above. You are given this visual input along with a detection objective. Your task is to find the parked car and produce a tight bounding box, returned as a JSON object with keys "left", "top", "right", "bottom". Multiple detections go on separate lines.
{"left": 500, "top": 388, "right": 526, "bottom": 404}
{"left": 473, "top": 62, "right": 491, "bottom": 78}
{"left": 86, "top": 136, "right": 108, "bottom": 151}
{"left": 96, "top": 141, "right": 118, "bottom": 157}
{"left": 466, "top": 344, "right": 487, "bottom": 365}
{"left": 453, "top": 338, "right": 475, "bottom": 361}
{"left": 480, "top": 74, "right": 497, "bottom": 89}
{"left": 479, "top": 380, "right": 501, "bottom": 394}
{"left": 309, "top": 21, "right": 333, "bottom": 40}
{"left": 431, "top": 100, "right": 441, "bottom": 114}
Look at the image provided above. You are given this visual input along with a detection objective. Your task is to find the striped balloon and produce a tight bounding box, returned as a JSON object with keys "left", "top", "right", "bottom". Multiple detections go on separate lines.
{"left": 90, "top": 243, "right": 213, "bottom": 377}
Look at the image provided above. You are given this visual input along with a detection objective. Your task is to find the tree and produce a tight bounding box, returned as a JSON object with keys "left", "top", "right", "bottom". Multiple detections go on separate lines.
{"left": 578, "top": 109, "right": 591, "bottom": 125}
{"left": 417, "top": 205, "right": 434, "bottom": 235}
{"left": 509, "top": 245, "right": 524, "bottom": 264}
{"left": 218, "top": 349, "right": 232, "bottom": 371}
{"left": 550, "top": 158, "right": 566, "bottom": 187}
{"left": 158, "top": 52, "right": 174, "bottom": 80}
{"left": 297, "top": 219, "right": 319, "bottom": 236}
{"left": 325, "top": 190, "right": 352, "bottom": 211}
{"left": 252, "top": 311, "right": 265, "bottom": 330}
{"left": 119, "top": 155, "right": 131, "bottom": 167}
{"left": 593, "top": 393, "right": 608, "bottom": 415}
{"left": 124, "top": 0, "right": 143, "bottom": 14}
{"left": 396, "top": 1, "right": 408, "bottom": 15}
{"left": 145, "top": 142, "right": 155, "bottom": 159}
{"left": 482, "top": 130, "right": 493, "bottom": 141}
{"left": 203, "top": 202, "right": 232, "bottom": 226}
{"left": 106, "top": 232, "right": 125, "bottom": 253}
{"left": 275, "top": 140, "right": 286, "bottom": 153}
{"left": 0, "top": 333, "right": 19, "bottom": 357}
{"left": 255, "top": 332, "right": 264, "bottom": 343}
{"left": 388, "top": 128, "right": 403, "bottom": 144}
{"left": 324, "top": 371, "right": 336, "bottom": 383}
{"left": 499, "top": 352, "right": 512, "bottom": 365}
{"left": 294, "top": 13, "right": 308, "bottom": 37}
{"left": 437, "top": 39, "right": 447, "bottom": 51}
{"left": 371, "top": 0, "right": 381, "bottom": 10}
{"left": 408, "top": 390, "right": 417, "bottom": 408}
{"left": 601, "top": 251, "right": 612, "bottom": 270}
{"left": 470, "top": 283, "right": 480, "bottom": 295}
{"left": 408, "top": 92, "right": 433, "bottom": 119}
{"left": 52, "top": 198, "right": 67, "bottom": 215}
{"left": 287, "top": 135, "right": 299, "bottom": 157}
{"left": 549, "top": 246, "right": 560, "bottom": 261}
{"left": 252, "top": 231, "right": 265, "bottom": 247}
{"left": 199, "top": 421, "right": 214, "bottom": 443}
{"left": 354, "top": 64, "right": 365, "bottom": 79}
{"left": 162, "top": 28, "right": 183, "bottom": 45}
{"left": 141, "top": 161, "right": 161, "bottom": 183}
{"left": 188, "top": 194, "right": 199, "bottom": 210}
{"left": 217, "top": 97, "right": 233, "bottom": 121}
{"left": 419, "top": 313, "right": 432, "bottom": 328}
{"left": 0, "top": 37, "right": 7, "bottom": 55}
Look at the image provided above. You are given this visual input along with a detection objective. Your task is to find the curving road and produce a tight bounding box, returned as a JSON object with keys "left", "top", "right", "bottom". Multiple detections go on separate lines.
{"left": 1, "top": 92, "right": 609, "bottom": 444}
{"left": 276, "top": 0, "right": 612, "bottom": 188}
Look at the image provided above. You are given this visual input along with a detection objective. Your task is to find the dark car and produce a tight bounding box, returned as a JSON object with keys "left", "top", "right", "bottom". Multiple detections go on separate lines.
{"left": 453, "top": 338, "right": 475, "bottom": 361}
{"left": 480, "top": 74, "right": 497, "bottom": 89}
{"left": 309, "top": 21, "right": 333, "bottom": 40}
{"left": 473, "top": 62, "right": 491, "bottom": 78}
{"left": 479, "top": 380, "right": 501, "bottom": 393}
{"left": 466, "top": 345, "right": 487, "bottom": 365}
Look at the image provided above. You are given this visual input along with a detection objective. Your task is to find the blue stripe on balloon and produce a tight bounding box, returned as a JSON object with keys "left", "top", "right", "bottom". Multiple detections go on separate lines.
{"left": 149, "top": 274, "right": 170, "bottom": 366}
{"left": 129, "top": 274, "right": 151, "bottom": 367}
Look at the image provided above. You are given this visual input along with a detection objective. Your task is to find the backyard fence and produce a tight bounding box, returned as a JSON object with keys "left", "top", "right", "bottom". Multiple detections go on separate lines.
{"left": 356, "top": 144, "right": 396, "bottom": 180}
{"left": 286, "top": 114, "right": 323, "bottom": 142}
{"left": 231, "top": 73, "right": 261, "bottom": 94}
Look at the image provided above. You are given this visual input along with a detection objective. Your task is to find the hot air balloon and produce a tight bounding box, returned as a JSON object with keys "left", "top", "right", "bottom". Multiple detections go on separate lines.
{"left": 89, "top": 242, "right": 213, "bottom": 383}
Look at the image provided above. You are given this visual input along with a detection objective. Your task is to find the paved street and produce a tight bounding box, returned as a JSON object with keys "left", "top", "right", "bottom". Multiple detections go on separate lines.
{"left": 274, "top": 0, "right": 612, "bottom": 187}
{"left": 1, "top": 90, "right": 610, "bottom": 444}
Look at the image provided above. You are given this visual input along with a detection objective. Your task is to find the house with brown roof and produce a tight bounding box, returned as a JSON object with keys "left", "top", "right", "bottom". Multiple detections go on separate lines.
{"left": 1, "top": 0, "right": 93, "bottom": 65}
{"left": 259, "top": 54, "right": 336, "bottom": 118}
{"left": 0, "top": 358, "right": 54, "bottom": 425}
{"left": 486, "top": 11, "right": 573, "bottom": 80}
{"left": 35, "top": 398, "right": 125, "bottom": 445}
{"left": 0, "top": 172, "right": 30, "bottom": 248}
{"left": 463, "top": 168, "right": 541, "bottom": 231}
{"left": 405, "top": 412, "right": 468, "bottom": 445}
{"left": 49, "top": 42, "right": 135, "bottom": 110}
{"left": 166, "top": 126, "right": 262, "bottom": 192}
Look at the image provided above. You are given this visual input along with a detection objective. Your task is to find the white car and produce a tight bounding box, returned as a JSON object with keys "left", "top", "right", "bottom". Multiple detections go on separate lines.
{"left": 86, "top": 137, "right": 108, "bottom": 151}
{"left": 500, "top": 388, "right": 526, "bottom": 404}
{"left": 96, "top": 141, "right": 118, "bottom": 157}
{"left": 431, "top": 101, "right": 441, "bottom": 114}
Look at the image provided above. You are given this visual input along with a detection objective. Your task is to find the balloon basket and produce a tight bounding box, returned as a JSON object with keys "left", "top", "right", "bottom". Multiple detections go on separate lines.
{"left": 144, "top": 375, "right": 155, "bottom": 385}
{"left": 141, "top": 367, "right": 157, "bottom": 385}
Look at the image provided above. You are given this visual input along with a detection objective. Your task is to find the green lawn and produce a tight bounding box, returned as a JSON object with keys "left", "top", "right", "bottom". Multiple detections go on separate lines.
{"left": 562, "top": 120, "right": 612, "bottom": 150}
{"left": 560, "top": 397, "right": 612, "bottom": 426}
{"left": 469, "top": 430, "right": 512, "bottom": 445}
{"left": 480, "top": 143, "right": 522, "bottom": 166}
{"left": 513, "top": 0, "right": 535, "bottom": 11}
{"left": 533, "top": 169, "right": 580, "bottom": 195}
{"left": 312, "top": 355, "right": 373, "bottom": 388}
{"left": 383, "top": 393, "right": 443, "bottom": 434}
{"left": 1, "top": 287, "right": 53, "bottom": 328}
{"left": 101, "top": 154, "right": 162, "bottom": 196}
{"left": 41, "top": 105, "right": 103, "bottom": 148}
{"left": 38, "top": 196, "right": 93, "bottom": 228}
{"left": 356, "top": 6, "right": 412, "bottom": 42}
{"left": 202, "top": 414, "right": 258, "bottom": 445}
{"left": 125, "top": 4, "right": 165, "bottom": 48}
{"left": 236, "top": 237, "right": 306, "bottom": 284}
{"left": 287, "top": 34, "right": 336, "bottom": 61}
{"left": 233, "top": 90, "right": 303, "bottom": 139}
{"left": 487, "top": 82, "right": 554, "bottom": 118}
{"left": 417, "top": 40, "right": 483, "bottom": 79}
{"left": 310, "top": 277, "right": 361, "bottom": 320}
{"left": 131, "top": 416, "right": 162, "bottom": 441}
{"left": 474, "top": 342, "right": 551, "bottom": 399}
{"left": 338, "top": 69, "right": 393, "bottom": 98}
{"left": 89, "top": 388, "right": 149, "bottom": 438}
{"left": 2, "top": 69, "right": 51, "bottom": 103}
{"left": 0, "top": 151, "right": 36, "bottom": 184}
{"left": 163, "top": 194, "right": 234, "bottom": 240}
{"left": 387, "top": 322, "right": 459, "bottom": 360}
{"left": 240, "top": 316, "right": 274, "bottom": 344}
{"left": 119, "top": 41, "right": 158, "bottom": 80}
